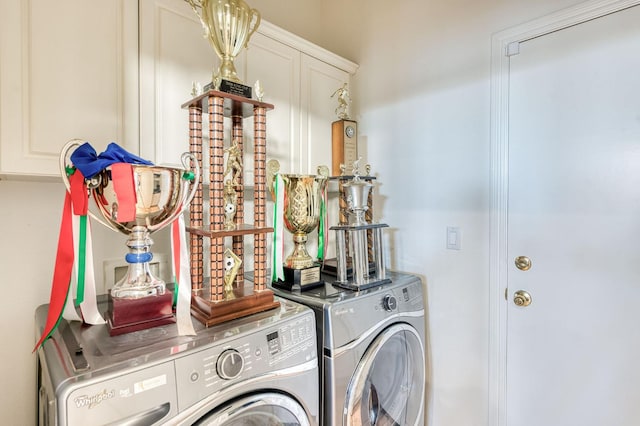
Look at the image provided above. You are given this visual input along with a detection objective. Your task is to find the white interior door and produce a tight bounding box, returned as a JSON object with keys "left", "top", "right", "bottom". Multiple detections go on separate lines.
{"left": 507, "top": 5, "right": 640, "bottom": 426}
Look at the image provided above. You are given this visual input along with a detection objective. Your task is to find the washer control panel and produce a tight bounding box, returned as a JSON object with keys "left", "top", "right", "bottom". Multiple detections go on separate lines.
{"left": 173, "top": 310, "right": 316, "bottom": 413}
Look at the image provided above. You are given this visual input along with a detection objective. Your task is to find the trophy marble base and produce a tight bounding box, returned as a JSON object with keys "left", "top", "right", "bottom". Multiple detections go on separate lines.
{"left": 106, "top": 291, "right": 175, "bottom": 336}
{"left": 204, "top": 79, "right": 252, "bottom": 99}
{"left": 272, "top": 264, "right": 324, "bottom": 291}
{"left": 322, "top": 258, "right": 377, "bottom": 278}
{"left": 191, "top": 279, "right": 280, "bottom": 327}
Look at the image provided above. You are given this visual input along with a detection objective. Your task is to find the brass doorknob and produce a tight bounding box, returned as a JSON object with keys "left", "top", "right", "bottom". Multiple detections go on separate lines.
{"left": 513, "top": 290, "right": 532, "bottom": 307}
{"left": 515, "top": 256, "right": 532, "bottom": 271}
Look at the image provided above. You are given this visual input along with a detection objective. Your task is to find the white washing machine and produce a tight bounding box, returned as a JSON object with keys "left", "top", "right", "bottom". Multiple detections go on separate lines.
{"left": 36, "top": 297, "right": 319, "bottom": 425}
{"left": 270, "top": 271, "right": 426, "bottom": 426}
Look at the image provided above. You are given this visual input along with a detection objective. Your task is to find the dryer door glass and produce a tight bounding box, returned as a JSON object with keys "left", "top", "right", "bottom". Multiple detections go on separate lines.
{"left": 194, "top": 392, "right": 310, "bottom": 426}
{"left": 344, "top": 323, "right": 425, "bottom": 426}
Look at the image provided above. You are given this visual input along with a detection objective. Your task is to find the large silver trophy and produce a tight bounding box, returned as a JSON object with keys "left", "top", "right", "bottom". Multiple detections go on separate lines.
{"left": 185, "top": 0, "right": 260, "bottom": 97}
{"left": 60, "top": 140, "right": 199, "bottom": 335}
{"left": 331, "top": 161, "right": 390, "bottom": 291}
{"left": 267, "top": 160, "right": 329, "bottom": 290}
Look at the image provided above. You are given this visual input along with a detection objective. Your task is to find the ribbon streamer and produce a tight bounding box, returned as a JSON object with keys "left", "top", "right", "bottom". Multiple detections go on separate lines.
{"left": 110, "top": 163, "right": 137, "bottom": 223}
{"left": 68, "top": 214, "right": 105, "bottom": 325}
{"left": 34, "top": 193, "right": 75, "bottom": 352}
{"left": 317, "top": 187, "right": 328, "bottom": 261}
{"left": 171, "top": 215, "right": 196, "bottom": 336}
{"left": 272, "top": 174, "right": 285, "bottom": 282}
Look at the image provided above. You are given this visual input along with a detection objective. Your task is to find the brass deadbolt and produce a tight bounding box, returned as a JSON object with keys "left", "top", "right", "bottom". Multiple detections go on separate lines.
{"left": 515, "top": 256, "right": 532, "bottom": 271}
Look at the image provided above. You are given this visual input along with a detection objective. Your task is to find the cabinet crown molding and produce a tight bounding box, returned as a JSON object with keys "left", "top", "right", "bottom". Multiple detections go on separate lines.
{"left": 258, "top": 20, "right": 358, "bottom": 75}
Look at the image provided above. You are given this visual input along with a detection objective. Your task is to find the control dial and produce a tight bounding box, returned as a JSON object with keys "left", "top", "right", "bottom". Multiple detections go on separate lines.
{"left": 383, "top": 294, "right": 397, "bottom": 312}
{"left": 216, "top": 349, "right": 244, "bottom": 380}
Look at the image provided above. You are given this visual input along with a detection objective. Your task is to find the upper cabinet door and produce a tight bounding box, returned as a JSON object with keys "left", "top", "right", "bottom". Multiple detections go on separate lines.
{"left": 137, "top": 3, "right": 357, "bottom": 176}
{"left": 245, "top": 31, "right": 301, "bottom": 178}
{"left": 300, "top": 54, "right": 350, "bottom": 174}
{"left": 0, "top": 0, "right": 138, "bottom": 178}
{"left": 138, "top": 0, "right": 215, "bottom": 166}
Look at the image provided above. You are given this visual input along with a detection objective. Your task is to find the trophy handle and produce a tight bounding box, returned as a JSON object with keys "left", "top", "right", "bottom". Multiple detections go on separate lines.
{"left": 184, "top": 0, "right": 203, "bottom": 18}
{"left": 245, "top": 9, "right": 261, "bottom": 49}
{"left": 59, "top": 138, "right": 83, "bottom": 193}
{"left": 184, "top": 0, "right": 206, "bottom": 32}
{"left": 59, "top": 139, "right": 114, "bottom": 230}
{"left": 181, "top": 151, "right": 200, "bottom": 207}
{"left": 147, "top": 152, "right": 200, "bottom": 232}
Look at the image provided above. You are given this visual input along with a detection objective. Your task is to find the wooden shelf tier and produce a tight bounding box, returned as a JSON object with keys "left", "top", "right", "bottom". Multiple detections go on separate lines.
{"left": 184, "top": 90, "right": 278, "bottom": 326}
{"left": 187, "top": 224, "right": 274, "bottom": 239}
{"left": 182, "top": 89, "right": 274, "bottom": 117}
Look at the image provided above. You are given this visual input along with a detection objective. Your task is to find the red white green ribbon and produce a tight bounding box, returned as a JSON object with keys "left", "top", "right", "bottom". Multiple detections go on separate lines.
{"left": 33, "top": 191, "right": 75, "bottom": 352}
{"left": 34, "top": 170, "right": 105, "bottom": 352}
{"left": 66, "top": 170, "right": 104, "bottom": 324}
{"left": 171, "top": 214, "right": 196, "bottom": 335}
{"left": 271, "top": 174, "right": 285, "bottom": 282}
{"left": 67, "top": 213, "right": 104, "bottom": 325}
{"left": 317, "top": 186, "right": 328, "bottom": 261}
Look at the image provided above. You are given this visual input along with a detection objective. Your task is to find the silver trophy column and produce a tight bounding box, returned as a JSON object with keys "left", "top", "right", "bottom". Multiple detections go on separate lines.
{"left": 331, "top": 162, "right": 390, "bottom": 291}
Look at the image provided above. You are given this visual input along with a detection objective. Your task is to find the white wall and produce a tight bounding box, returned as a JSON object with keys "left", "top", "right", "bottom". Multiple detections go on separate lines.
{"left": 331, "top": 1, "right": 587, "bottom": 425}
{"left": 255, "top": 0, "right": 585, "bottom": 424}
{"left": 0, "top": 0, "right": 594, "bottom": 425}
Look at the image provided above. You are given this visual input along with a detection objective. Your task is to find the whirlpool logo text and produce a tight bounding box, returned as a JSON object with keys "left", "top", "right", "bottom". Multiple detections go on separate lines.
{"left": 74, "top": 389, "right": 115, "bottom": 409}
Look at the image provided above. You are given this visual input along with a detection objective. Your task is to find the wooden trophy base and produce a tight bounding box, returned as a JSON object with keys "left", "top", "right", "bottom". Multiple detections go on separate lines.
{"left": 272, "top": 264, "right": 324, "bottom": 292}
{"left": 191, "top": 280, "right": 280, "bottom": 327}
{"left": 106, "top": 291, "right": 175, "bottom": 336}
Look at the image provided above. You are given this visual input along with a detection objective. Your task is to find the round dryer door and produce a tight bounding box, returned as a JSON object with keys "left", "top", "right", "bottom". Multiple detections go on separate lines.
{"left": 193, "top": 392, "right": 310, "bottom": 426}
{"left": 344, "top": 323, "right": 425, "bottom": 426}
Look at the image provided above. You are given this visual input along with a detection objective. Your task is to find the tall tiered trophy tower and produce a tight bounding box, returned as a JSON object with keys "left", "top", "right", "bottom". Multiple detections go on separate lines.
{"left": 183, "top": 90, "right": 279, "bottom": 326}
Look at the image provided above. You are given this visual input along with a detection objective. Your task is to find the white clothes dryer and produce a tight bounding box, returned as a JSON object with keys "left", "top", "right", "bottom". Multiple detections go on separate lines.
{"left": 36, "top": 297, "right": 319, "bottom": 425}
{"left": 270, "top": 271, "right": 426, "bottom": 426}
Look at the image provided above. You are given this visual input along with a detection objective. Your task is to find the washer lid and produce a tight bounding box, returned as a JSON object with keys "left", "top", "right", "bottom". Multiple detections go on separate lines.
{"left": 344, "top": 323, "right": 425, "bottom": 426}
{"left": 193, "top": 392, "right": 309, "bottom": 426}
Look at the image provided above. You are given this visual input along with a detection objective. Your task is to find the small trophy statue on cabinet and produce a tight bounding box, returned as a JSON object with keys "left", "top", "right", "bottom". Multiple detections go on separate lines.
{"left": 331, "top": 83, "right": 358, "bottom": 176}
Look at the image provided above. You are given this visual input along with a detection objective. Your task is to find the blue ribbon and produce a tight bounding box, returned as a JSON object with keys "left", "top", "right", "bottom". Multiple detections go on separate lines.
{"left": 70, "top": 142, "right": 153, "bottom": 179}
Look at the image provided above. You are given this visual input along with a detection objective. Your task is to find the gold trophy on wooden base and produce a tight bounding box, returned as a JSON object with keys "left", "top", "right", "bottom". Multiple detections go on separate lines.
{"left": 268, "top": 160, "right": 329, "bottom": 291}
{"left": 185, "top": 0, "right": 260, "bottom": 98}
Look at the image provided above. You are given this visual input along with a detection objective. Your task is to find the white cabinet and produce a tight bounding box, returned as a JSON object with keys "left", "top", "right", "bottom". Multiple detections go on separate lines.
{"left": 138, "top": 0, "right": 213, "bottom": 167}
{"left": 137, "top": 1, "right": 358, "bottom": 176}
{"left": 299, "top": 52, "right": 354, "bottom": 174}
{"left": 0, "top": 0, "right": 138, "bottom": 178}
{"left": 244, "top": 24, "right": 357, "bottom": 175}
{"left": 0, "top": 0, "right": 357, "bottom": 178}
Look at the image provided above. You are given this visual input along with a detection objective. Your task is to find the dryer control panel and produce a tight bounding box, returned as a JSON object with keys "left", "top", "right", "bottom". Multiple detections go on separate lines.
{"left": 173, "top": 310, "right": 317, "bottom": 413}
{"left": 327, "top": 272, "right": 425, "bottom": 349}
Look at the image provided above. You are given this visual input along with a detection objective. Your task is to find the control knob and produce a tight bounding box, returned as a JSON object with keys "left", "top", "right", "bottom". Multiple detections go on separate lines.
{"left": 382, "top": 294, "right": 397, "bottom": 312}
{"left": 216, "top": 349, "right": 244, "bottom": 380}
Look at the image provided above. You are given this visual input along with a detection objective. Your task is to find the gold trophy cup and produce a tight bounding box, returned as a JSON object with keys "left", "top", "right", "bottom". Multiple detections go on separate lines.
{"left": 185, "top": 0, "right": 260, "bottom": 97}
{"left": 268, "top": 160, "right": 329, "bottom": 290}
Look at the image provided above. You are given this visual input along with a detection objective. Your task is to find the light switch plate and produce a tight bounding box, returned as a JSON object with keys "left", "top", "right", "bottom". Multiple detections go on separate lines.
{"left": 447, "top": 226, "right": 461, "bottom": 250}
